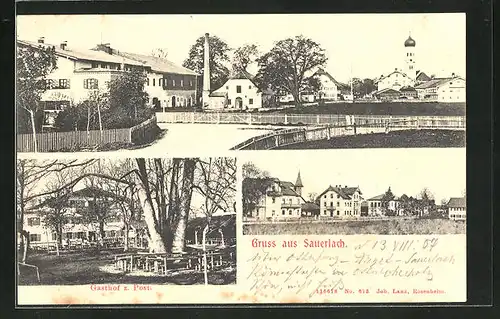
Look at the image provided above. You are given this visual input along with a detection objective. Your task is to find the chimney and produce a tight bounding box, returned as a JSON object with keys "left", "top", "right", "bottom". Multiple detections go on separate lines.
{"left": 202, "top": 33, "right": 211, "bottom": 106}
{"left": 37, "top": 37, "right": 45, "bottom": 44}
{"left": 60, "top": 41, "right": 67, "bottom": 50}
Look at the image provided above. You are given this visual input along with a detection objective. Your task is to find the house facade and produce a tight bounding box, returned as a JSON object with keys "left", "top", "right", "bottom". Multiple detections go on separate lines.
{"left": 316, "top": 185, "right": 363, "bottom": 218}
{"left": 20, "top": 187, "right": 147, "bottom": 249}
{"left": 313, "top": 68, "right": 341, "bottom": 101}
{"left": 17, "top": 38, "right": 199, "bottom": 129}
{"left": 447, "top": 197, "right": 466, "bottom": 221}
{"left": 366, "top": 193, "right": 402, "bottom": 216}
{"left": 415, "top": 75, "right": 466, "bottom": 102}
{"left": 207, "top": 70, "right": 264, "bottom": 110}
{"left": 375, "top": 69, "right": 415, "bottom": 92}
{"left": 374, "top": 88, "right": 401, "bottom": 101}
{"left": 249, "top": 172, "right": 305, "bottom": 220}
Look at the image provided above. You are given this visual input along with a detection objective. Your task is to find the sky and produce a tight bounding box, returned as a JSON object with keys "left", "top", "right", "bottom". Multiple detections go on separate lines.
{"left": 16, "top": 13, "right": 466, "bottom": 83}
{"left": 243, "top": 148, "right": 466, "bottom": 204}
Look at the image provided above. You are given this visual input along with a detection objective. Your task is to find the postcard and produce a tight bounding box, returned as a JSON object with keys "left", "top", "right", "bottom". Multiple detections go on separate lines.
{"left": 15, "top": 13, "right": 466, "bottom": 305}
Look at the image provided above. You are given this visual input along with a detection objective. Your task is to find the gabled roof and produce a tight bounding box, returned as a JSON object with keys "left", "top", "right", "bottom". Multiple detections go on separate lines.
{"left": 400, "top": 86, "right": 417, "bottom": 92}
{"left": 374, "top": 88, "right": 401, "bottom": 95}
{"left": 416, "top": 71, "right": 431, "bottom": 82}
{"left": 301, "top": 202, "right": 320, "bottom": 211}
{"left": 316, "top": 185, "right": 361, "bottom": 201}
{"left": 368, "top": 193, "right": 396, "bottom": 201}
{"left": 414, "top": 78, "right": 450, "bottom": 89}
{"left": 447, "top": 197, "right": 466, "bottom": 208}
{"left": 17, "top": 39, "right": 147, "bottom": 67}
{"left": 107, "top": 50, "right": 199, "bottom": 76}
{"left": 375, "top": 70, "right": 413, "bottom": 83}
{"left": 314, "top": 68, "right": 343, "bottom": 87}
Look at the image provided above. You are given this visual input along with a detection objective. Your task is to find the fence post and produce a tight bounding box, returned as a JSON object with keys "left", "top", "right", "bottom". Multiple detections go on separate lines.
{"left": 284, "top": 114, "right": 288, "bottom": 125}
{"left": 316, "top": 114, "right": 320, "bottom": 125}
{"left": 129, "top": 128, "right": 133, "bottom": 143}
{"left": 248, "top": 113, "right": 252, "bottom": 125}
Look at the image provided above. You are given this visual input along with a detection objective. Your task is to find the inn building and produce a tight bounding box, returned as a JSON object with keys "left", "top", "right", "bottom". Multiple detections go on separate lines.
{"left": 316, "top": 185, "right": 363, "bottom": 218}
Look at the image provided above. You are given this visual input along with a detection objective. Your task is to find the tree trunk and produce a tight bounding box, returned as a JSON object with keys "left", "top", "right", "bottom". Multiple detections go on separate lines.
{"left": 123, "top": 222, "right": 129, "bottom": 252}
{"left": 202, "top": 224, "right": 209, "bottom": 285}
{"left": 137, "top": 186, "right": 167, "bottom": 253}
{"left": 29, "top": 110, "right": 38, "bottom": 152}
{"left": 20, "top": 230, "right": 30, "bottom": 263}
{"left": 171, "top": 159, "right": 196, "bottom": 254}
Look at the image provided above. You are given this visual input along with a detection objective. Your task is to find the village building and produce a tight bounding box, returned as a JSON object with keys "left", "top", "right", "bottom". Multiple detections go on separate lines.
{"left": 249, "top": 172, "right": 305, "bottom": 220}
{"left": 399, "top": 86, "right": 419, "bottom": 99}
{"left": 414, "top": 74, "right": 466, "bottom": 102}
{"left": 313, "top": 68, "right": 342, "bottom": 101}
{"left": 316, "top": 185, "right": 363, "bottom": 218}
{"left": 201, "top": 33, "right": 275, "bottom": 110}
{"left": 375, "top": 68, "right": 416, "bottom": 93}
{"left": 208, "top": 70, "right": 271, "bottom": 110}
{"left": 447, "top": 197, "right": 466, "bottom": 221}
{"left": 366, "top": 192, "right": 402, "bottom": 216}
{"left": 17, "top": 38, "right": 199, "bottom": 130}
{"left": 373, "top": 88, "right": 401, "bottom": 101}
{"left": 20, "top": 187, "right": 148, "bottom": 250}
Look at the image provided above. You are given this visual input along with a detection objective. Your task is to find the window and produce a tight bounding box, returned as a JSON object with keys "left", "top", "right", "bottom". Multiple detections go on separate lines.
{"left": 146, "top": 78, "right": 150, "bottom": 86}
{"left": 226, "top": 86, "right": 229, "bottom": 90}
{"left": 249, "top": 98, "right": 254, "bottom": 105}
{"left": 159, "top": 78, "right": 163, "bottom": 86}
{"left": 337, "top": 201, "right": 340, "bottom": 206}
{"left": 228, "top": 99, "right": 232, "bottom": 105}
{"left": 337, "top": 195, "right": 340, "bottom": 199}
{"left": 84, "top": 78, "right": 98, "bottom": 89}
{"left": 58, "top": 79, "right": 70, "bottom": 89}
{"left": 324, "top": 195, "right": 327, "bottom": 198}
{"left": 27, "top": 217, "right": 40, "bottom": 226}
{"left": 91, "top": 62, "right": 98, "bottom": 68}
{"left": 52, "top": 233, "right": 57, "bottom": 240}
{"left": 330, "top": 202, "right": 333, "bottom": 207}
{"left": 249, "top": 85, "right": 252, "bottom": 89}
{"left": 152, "top": 78, "right": 156, "bottom": 86}
{"left": 272, "top": 198, "right": 275, "bottom": 204}
{"left": 282, "top": 210, "right": 285, "bottom": 215}
{"left": 29, "top": 234, "right": 41, "bottom": 242}
{"left": 236, "top": 85, "right": 242, "bottom": 93}
{"left": 289, "top": 210, "right": 292, "bottom": 215}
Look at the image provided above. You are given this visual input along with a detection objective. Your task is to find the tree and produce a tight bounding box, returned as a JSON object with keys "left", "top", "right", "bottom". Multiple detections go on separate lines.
{"left": 242, "top": 162, "right": 272, "bottom": 217}
{"left": 381, "top": 187, "right": 395, "bottom": 216}
{"left": 307, "top": 192, "right": 318, "bottom": 203}
{"left": 151, "top": 48, "right": 169, "bottom": 59}
{"left": 16, "top": 159, "right": 96, "bottom": 262}
{"left": 231, "top": 44, "right": 259, "bottom": 72}
{"left": 362, "top": 78, "right": 376, "bottom": 96}
{"left": 255, "top": 35, "right": 327, "bottom": 106}
{"left": 16, "top": 44, "right": 57, "bottom": 151}
{"left": 107, "top": 69, "right": 149, "bottom": 123}
{"left": 182, "top": 35, "right": 230, "bottom": 90}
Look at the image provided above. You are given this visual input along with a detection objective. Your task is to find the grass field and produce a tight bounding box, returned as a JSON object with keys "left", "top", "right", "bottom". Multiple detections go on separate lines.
{"left": 275, "top": 102, "right": 466, "bottom": 116}
{"left": 17, "top": 249, "right": 236, "bottom": 286}
{"left": 242, "top": 218, "right": 466, "bottom": 236}
{"left": 276, "top": 129, "right": 466, "bottom": 149}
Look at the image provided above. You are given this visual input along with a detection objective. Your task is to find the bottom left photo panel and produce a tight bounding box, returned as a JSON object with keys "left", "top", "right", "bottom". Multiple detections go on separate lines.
{"left": 16, "top": 157, "right": 237, "bottom": 304}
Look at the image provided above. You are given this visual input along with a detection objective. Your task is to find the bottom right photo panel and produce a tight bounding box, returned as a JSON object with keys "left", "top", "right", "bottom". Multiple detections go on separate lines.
{"left": 239, "top": 148, "right": 466, "bottom": 303}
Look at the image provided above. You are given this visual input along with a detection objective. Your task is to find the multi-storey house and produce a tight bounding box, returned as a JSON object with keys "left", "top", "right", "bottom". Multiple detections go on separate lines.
{"left": 316, "top": 185, "right": 363, "bottom": 218}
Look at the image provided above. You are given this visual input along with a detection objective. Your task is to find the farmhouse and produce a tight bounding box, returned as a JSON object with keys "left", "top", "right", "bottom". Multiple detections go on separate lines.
{"left": 373, "top": 88, "right": 401, "bottom": 101}
{"left": 316, "top": 185, "right": 363, "bottom": 218}
{"left": 447, "top": 197, "right": 466, "bottom": 221}
{"left": 249, "top": 172, "right": 305, "bottom": 220}
{"left": 208, "top": 69, "right": 271, "bottom": 110}
{"left": 375, "top": 69, "right": 416, "bottom": 92}
{"left": 313, "top": 68, "right": 342, "bottom": 101}
{"left": 366, "top": 192, "right": 402, "bottom": 216}
{"left": 414, "top": 75, "right": 466, "bottom": 102}
{"left": 17, "top": 37, "right": 199, "bottom": 129}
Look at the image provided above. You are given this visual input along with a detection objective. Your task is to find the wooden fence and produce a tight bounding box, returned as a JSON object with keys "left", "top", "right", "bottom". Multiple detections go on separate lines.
{"left": 17, "top": 115, "right": 158, "bottom": 152}
{"left": 231, "top": 118, "right": 466, "bottom": 150}
{"left": 157, "top": 111, "right": 466, "bottom": 127}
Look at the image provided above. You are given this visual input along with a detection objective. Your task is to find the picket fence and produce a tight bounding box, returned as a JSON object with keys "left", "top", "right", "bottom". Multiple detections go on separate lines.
{"left": 17, "top": 115, "right": 158, "bottom": 152}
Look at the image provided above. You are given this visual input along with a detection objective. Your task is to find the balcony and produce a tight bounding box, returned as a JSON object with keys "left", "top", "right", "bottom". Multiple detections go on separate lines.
{"left": 281, "top": 203, "right": 301, "bottom": 209}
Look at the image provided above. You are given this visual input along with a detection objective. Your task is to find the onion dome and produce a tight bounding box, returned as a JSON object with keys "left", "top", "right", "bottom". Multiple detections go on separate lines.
{"left": 404, "top": 35, "right": 416, "bottom": 47}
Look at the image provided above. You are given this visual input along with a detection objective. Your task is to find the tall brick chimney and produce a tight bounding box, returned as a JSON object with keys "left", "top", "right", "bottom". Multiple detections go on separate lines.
{"left": 202, "top": 33, "right": 211, "bottom": 107}
{"left": 37, "top": 37, "right": 45, "bottom": 44}
{"left": 60, "top": 41, "right": 67, "bottom": 50}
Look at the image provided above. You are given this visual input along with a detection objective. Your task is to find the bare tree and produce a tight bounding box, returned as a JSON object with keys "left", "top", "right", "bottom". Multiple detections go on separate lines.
{"left": 307, "top": 192, "right": 318, "bottom": 203}
{"left": 151, "top": 48, "right": 169, "bottom": 59}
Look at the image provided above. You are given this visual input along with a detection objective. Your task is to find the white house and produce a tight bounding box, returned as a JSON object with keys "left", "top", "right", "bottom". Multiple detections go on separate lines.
{"left": 366, "top": 193, "right": 402, "bottom": 216}
{"left": 249, "top": 172, "right": 305, "bottom": 220}
{"left": 208, "top": 70, "right": 264, "bottom": 110}
{"left": 313, "top": 68, "right": 342, "bottom": 101}
{"left": 20, "top": 187, "right": 147, "bottom": 249}
{"left": 316, "top": 185, "right": 363, "bottom": 218}
{"left": 415, "top": 75, "right": 466, "bottom": 102}
{"left": 375, "top": 69, "right": 416, "bottom": 92}
{"left": 17, "top": 38, "right": 199, "bottom": 130}
{"left": 447, "top": 197, "right": 466, "bottom": 221}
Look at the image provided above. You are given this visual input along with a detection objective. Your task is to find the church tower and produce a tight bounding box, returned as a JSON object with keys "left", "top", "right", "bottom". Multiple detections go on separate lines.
{"left": 294, "top": 171, "right": 303, "bottom": 196}
{"left": 404, "top": 33, "right": 416, "bottom": 80}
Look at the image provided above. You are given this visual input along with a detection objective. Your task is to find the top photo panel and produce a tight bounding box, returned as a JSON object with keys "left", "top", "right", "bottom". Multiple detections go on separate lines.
{"left": 16, "top": 13, "right": 465, "bottom": 155}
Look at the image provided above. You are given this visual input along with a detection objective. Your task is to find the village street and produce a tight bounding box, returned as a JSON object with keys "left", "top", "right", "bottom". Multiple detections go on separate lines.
{"left": 17, "top": 123, "right": 275, "bottom": 158}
